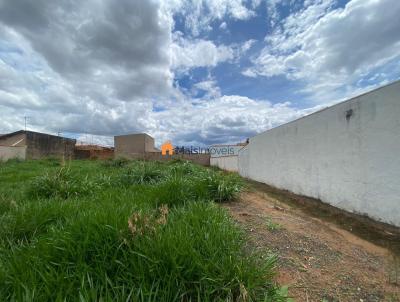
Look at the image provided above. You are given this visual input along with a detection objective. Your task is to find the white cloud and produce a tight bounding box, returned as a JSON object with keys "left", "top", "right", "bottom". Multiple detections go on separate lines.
{"left": 0, "top": 0, "right": 398, "bottom": 148}
{"left": 165, "top": 0, "right": 255, "bottom": 36}
{"left": 246, "top": 0, "right": 400, "bottom": 102}
{"left": 0, "top": 0, "right": 310, "bottom": 147}
{"left": 171, "top": 33, "right": 234, "bottom": 71}
{"left": 0, "top": 0, "right": 173, "bottom": 136}
{"left": 151, "top": 94, "right": 325, "bottom": 146}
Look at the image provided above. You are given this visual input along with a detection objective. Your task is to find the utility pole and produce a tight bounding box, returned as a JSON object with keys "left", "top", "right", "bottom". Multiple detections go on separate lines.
{"left": 24, "top": 116, "right": 28, "bottom": 131}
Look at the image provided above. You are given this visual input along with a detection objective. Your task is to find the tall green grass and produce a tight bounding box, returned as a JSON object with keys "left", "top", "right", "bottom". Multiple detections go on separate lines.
{"left": 0, "top": 159, "right": 288, "bottom": 301}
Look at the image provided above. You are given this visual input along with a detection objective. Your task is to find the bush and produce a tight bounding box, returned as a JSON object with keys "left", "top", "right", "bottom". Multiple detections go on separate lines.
{"left": 0, "top": 202, "right": 285, "bottom": 301}
{"left": 101, "top": 157, "right": 129, "bottom": 168}
{"left": 119, "top": 162, "right": 165, "bottom": 185}
{"left": 151, "top": 176, "right": 194, "bottom": 207}
{"left": 191, "top": 170, "right": 243, "bottom": 202}
{"left": 0, "top": 196, "right": 16, "bottom": 216}
{"left": 0, "top": 160, "right": 289, "bottom": 301}
{"left": 167, "top": 160, "right": 198, "bottom": 176}
{"left": 122, "top": 202, "right": 283, "bottom": 301}
{"left": 27, "top": 167, "right": 98, "bottom": 199}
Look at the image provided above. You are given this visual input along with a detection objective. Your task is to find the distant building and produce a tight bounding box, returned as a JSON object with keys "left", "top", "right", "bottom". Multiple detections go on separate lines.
{"left": 114, "top": 133, "right": 160, "bottom": 157}
{"left": 0, "top": 130, "right": 76, "bottom": 160}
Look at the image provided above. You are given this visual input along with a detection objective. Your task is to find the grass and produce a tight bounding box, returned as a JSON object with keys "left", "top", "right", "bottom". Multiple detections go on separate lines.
{"left": 0, "top": 159, "right": 288, "bottom": 301}
{"left": 265, "top": 217, "right": 283, "bottom": 231}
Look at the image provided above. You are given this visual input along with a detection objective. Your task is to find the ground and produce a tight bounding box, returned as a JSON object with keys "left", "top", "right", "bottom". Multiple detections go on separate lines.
{"left": 224, "top": 182, "right": 400, "bottom": 302}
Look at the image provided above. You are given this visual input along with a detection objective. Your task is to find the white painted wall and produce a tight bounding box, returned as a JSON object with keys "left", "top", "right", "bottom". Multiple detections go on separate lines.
{"left": 0, "top": 146, "right": 26, "bottom": 161}
{"left": 211, "top": 156, "right": 239, "bottom": 172}
{"left": 209, "top": 145, "right": 244, "bottom": 157}
{"left": 239, "top": 81, "right": 400, "bottom": 227}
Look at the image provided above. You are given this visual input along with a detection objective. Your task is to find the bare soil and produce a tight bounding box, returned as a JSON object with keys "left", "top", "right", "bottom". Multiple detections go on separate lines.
{"left": 224, "top": 182, "right": 400, "bottom": 301}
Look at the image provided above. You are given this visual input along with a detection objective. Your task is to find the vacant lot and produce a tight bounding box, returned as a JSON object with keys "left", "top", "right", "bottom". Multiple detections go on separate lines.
{"left": 0, "top": 159, "right": 289, "bottom": 301}
{"left": 225, "top": 185, "right": 400, "bottom": 302}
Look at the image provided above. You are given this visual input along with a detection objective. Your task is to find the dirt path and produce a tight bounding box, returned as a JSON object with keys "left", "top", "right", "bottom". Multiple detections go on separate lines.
{"left": 224, "top": 188, "right": 400, "bottom": 301}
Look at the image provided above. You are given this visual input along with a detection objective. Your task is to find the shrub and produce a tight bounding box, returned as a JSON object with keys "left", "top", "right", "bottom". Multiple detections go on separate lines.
{"left": 119, "top": 162, "right": 165, "bottom": 185}
{"left": 167, "top": 160, "right": 197, "bottom": 176}
{"left": 151, "top": 176, "right": 194, "bottom": 207}
{"left": 193, "top": 171, "right": 243, "bottom": 202}
{"left": 0, "top": 196, "right": 16, "bottom": 216}
{"left": 0, "top": 160, "right": 289, "bottom": 301}
{"left": 0, "top": 202, "right": 285, "bottom": 301}
{"left": 27, "top": 167, "right": 98, "bottom": 199}
{"left": 123, "top": 202, "right": 284, "bottom": 301}
{"left": 101, "top": 157, "right": 129, "bottom": 168}
{"left": 43, "top": 157, "right": 61, "bottom": 166}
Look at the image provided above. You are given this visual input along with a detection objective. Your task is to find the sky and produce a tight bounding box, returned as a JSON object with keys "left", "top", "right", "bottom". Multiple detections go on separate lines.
{"left": 0, "top": 0, "right": 399, "bottom": 147}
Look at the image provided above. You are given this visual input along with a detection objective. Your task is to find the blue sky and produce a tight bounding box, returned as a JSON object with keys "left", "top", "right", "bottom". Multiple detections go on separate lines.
{"left": 0, "top": 0, "right": 399, "bottom": 146}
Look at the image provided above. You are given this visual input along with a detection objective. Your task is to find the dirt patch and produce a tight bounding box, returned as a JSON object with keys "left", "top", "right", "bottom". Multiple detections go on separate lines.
{"left": 224, "top": 185, "right": 400, "bottom": 301}
{"left": 247, "top": 180, "right": 400, "bottom": 256}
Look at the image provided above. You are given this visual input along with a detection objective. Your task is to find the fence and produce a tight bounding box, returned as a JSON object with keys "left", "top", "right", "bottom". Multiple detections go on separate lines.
{"left": 237, "top": 81, "right": 400, "bottom": 227}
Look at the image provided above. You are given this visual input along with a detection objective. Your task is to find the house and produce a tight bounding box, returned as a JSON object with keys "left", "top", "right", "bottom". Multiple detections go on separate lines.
{"left": 0, "top": 130, "right": 76, "bottom": 160}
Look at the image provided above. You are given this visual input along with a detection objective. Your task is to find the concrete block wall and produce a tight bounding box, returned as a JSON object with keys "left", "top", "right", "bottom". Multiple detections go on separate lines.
{"left": 238, "top": 81, "right": 400, "bottom": 227}
{"left": 0, "top": 146, "right": 26, "bottom": 161}
{"left": 25, "top": 132, "right": 76, "bottom": 159}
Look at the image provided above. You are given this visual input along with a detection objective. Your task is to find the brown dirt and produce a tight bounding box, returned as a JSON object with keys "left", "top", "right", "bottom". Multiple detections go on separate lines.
{"left": 224, "top": 183, "right": 400, "bottom": 302}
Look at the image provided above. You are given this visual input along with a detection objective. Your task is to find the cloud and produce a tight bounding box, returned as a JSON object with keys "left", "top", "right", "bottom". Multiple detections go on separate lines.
{"left": 245, "top": 0, "right": 400, "bottom": 102}
{"left": 0, "top": 0, "right": 173, "bottom": 101}
{"left": 192, "top": 78, "right": 221, "bottom": 98}
{"left": 171, "top": 33, "right": 235, "bottom": 72}
{"left": 166, "top": 0, "right": 255, "bottom": 36}
{"left": 0, "top": 0, "right": 174, "bottom": 135}
{"left": 151, "top": 95, "right": 325, "bottom": 146}
{"left": 0, "top": 0, "right": 309, "bottom": 148}
{"left": 0, "top": 0, "right": 397, "bottom": 148}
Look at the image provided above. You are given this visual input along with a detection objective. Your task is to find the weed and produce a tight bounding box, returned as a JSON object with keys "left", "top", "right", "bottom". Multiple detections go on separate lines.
{"left": 0, "top": 159, "right": 288, "bottom": 301}
{"left": 101, "top": 157, "right": 129, "bottom": 168}
{"left": 388, "top": 253, "right": 400, "bottom": 285}
{"left": 151, "top": 176, "right": 194, "bottom": 207}
{"left": 127, "top": 204, "right": 169, "bottom": 237}
{"left": 167, "top": 160, "right": 197, "bottom": 176}
{"left": 266, "top": 217, "right": 283, "bottom": 231}
{"left": 119, "top": 162, "right": 165, "bottom": 185}
{"left": 198, "top": 171, "right": 243, "bottom": 202}
{"left": 0, "top": 195, "right": 17, "bottom": 215}
{"left": 26, "top": 167, "right": 98, "bottom": 199}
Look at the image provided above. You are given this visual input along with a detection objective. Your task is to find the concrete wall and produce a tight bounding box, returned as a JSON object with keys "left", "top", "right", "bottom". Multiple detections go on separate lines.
{"left": 0, "top": 131, "right": 76, "bottom": 160}
{"left": 239, "top": 81, "right": 400, "bottom": 227}
{"left": 0, "top": 132, "right": 26, "bottom": 146}
{"left": 25, "top": 132, "right": 76, "bottom": 159}
{"left": 209, "top": 145, "right": 245, "bottom": 171}
{"left": 144, "top": 135, "right": 159, "bottom": 152}
{"left": 0, "top": 146, "right": 26, "bottom": 161}
{"left": 114, "top": 133, "right": 159, "bottom": 157}
{"left": 210, "top": 156, "right": 239, "bottom": 172}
